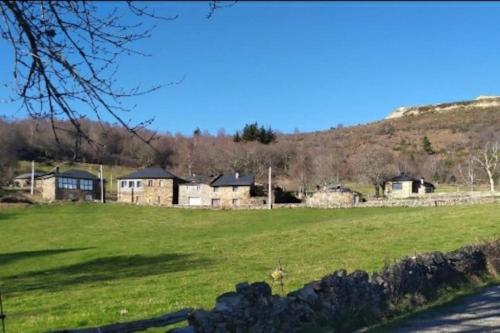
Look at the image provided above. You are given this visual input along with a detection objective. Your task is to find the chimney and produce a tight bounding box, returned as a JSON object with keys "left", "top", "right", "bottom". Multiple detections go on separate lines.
{"left": 235, "top": 172, "right": 239, "bottom": 179}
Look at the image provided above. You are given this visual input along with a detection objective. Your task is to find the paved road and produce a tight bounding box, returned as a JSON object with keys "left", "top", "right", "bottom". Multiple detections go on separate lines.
{"left": 392, "top": 285, "right": 500, "bottom": 332}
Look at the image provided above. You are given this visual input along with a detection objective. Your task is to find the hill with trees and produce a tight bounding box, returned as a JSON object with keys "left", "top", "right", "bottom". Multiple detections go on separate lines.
{"left": 1, "top": 100, "right": 499, "bottom": 195}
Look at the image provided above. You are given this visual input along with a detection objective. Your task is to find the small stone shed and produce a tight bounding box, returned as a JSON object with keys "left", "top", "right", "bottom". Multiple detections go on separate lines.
{"left": 12, "top": 171, "right": 44, "bottom": 188}
{"left": 36, "top": 169, "right": 103, "bottom": 202}
{"left": 384, "top": 173, "right": 435, "bottom": 199}
{"left": 306, "top": 184, "right": 362, "bottom": 208}
{"left": 117, "top": 167, "right": 184, "bottom": 206}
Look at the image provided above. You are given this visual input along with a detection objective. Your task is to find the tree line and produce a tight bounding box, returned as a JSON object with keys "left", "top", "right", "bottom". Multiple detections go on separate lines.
{"left": 0, "top": 114, "right": 498, "bottom": 194}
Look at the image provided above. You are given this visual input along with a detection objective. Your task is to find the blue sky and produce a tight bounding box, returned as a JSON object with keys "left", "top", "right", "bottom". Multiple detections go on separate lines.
{"left": 2, "top": 1, "right": 500, "bottom": 135}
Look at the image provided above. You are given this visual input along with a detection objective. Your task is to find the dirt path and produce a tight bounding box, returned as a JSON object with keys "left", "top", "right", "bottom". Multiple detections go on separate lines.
{"left": 392, "top": 285, "right": 500, "bottom": 332}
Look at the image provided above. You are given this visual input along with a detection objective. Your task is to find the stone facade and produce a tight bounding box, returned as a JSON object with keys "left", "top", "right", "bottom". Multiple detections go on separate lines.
{"left": 117, "top": 178, "right": 177, "bottom": 206}
{"left": 36, "top": 176, "right": 101, "bottom": 202}
{"left": 179, "top": 184, "right": 257, "bottom": 208}
{"left": 306, "top": 185, "right": 361, "bottom": 208}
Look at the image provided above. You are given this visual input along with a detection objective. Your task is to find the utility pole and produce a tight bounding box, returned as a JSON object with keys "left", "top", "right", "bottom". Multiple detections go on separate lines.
{"left": 268, "top": 166, "right": 272, "bottom": 210}
{"left": 100, "top": 164, "right": 104, "bottom": 203}
{"left": 30, "top": 160, "right": 34, "bottom": 196}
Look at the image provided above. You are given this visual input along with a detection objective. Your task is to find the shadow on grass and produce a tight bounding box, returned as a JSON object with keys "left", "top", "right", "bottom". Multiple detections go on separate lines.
{"left": 4, "top": 253, "right": 213, "bottom": 292}
{"left": 0, "top": 248, "right": 94, "bottom": 266}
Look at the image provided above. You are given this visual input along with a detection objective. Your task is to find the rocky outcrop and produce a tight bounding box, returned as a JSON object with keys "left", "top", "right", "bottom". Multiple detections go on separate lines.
{"left": 184, "top": 240, "right": 500, "bottom": 333}
{"left": 386, "top": 96, "right": 500, "bottom": 119}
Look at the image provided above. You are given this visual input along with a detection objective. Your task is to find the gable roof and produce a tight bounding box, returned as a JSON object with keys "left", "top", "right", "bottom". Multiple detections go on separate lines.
{"left": 39, "top": 169, "right": 99, "bottom": 180}
{"left": 386, "top": 173, "right": 435, "bottom": 188}
{"left": 118, "top": 167, "right": 180, "bottom": 180}
{"left": 387, "top": 173, "right": 416, "bottom": 182}
{"left": 210, "top": 173, "right": 255, "bottom": 187}
{"left": 183, "top": 175, "right": 217, "bottom": 185}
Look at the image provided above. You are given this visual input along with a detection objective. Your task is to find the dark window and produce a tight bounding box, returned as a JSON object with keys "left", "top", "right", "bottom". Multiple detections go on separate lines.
{"left": 80, "top": 179, "right": 93, "bottom": 190}
{"left": 211, "top": 199, "right": 220, "bottom": 207}
{"left": 213, "top": 187, "right": 219, "bottom": 192}
{"left": 392, "top": 182, "right": 402, "bottom": 190}
{"left": 121, "top": 181, "right": 127, "bottom": 188}
{"left": 128, "top": 181, "right": 134, "bottom": 188}
{"left": 232, "top": 186, "right": 238, "bottom": 192}
{"left": 58, "top": 177, "right": 77, "bottom": 189}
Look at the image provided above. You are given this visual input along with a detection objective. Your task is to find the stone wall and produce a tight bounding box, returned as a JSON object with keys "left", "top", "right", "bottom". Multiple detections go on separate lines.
{"left": 183, "top": 240, "right": 500, "bottom": 333}
{"left": 117, "top": 179, "right": 175, "bottom": 206}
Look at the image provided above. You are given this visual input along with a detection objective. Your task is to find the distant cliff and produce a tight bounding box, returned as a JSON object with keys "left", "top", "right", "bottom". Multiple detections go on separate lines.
{"left": 386, "top": 96, "right": 500, "bottom": 119}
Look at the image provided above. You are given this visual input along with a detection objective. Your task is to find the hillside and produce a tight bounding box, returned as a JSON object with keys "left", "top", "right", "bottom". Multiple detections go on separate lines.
{"left": 3, "top": 96, "right": 500, "bottom": 194}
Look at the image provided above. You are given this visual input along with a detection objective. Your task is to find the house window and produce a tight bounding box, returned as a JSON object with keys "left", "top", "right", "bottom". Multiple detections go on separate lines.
{"left": 80, "top": 179, "right": 93, "bottom": 190}
{"left": 136, "top": 180, "right": 142, "bottom": 188}
{"left": 211, "top": 199, "right": 220, "bottom": 207}
{"left": 232, "top": 186, "right": 238, "bottom": 192}
{"left": 196, "top": 185, "right": 201, "bottom": 191}
{"left": 58, "top": 177, "right": 77, "bottom": 189}
{"left": 148, "top": 180, "right": 153, "bottom": 187}
{"left": 159, "top": 180, "right": 164, "bottom": 187}
{"left": 128, "top": 181, "right": 135, "bottom": 188}
{"left": 121, "top": 180, "right": 127, "bottom": 188}
{"left": 392, "top": 182, "right": 403, "bottom": 191}
{"left": 213, "top": 187, "right": 219, "bottom": 192}
{"left": 232, "top": 199, "right": 239, "bottom": 206}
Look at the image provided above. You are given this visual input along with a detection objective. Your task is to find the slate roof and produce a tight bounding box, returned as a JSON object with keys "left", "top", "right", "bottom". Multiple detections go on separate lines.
{"left": 118, "top": 167, "right": 180, "bottom": 180}
{"left": 386, "top": 173, "right": 435, "bottom": 188}
{"left": 183, "top": 175, "right": 216, "bottom": 184}
{"left": 210, "top": 173, "right": 255, "bottom": 187}
{"left": 39, "top": 169, "right": 99, "bottom": 180}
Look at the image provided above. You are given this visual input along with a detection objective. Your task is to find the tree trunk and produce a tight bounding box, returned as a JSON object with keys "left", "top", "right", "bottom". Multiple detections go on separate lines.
{"left": 487, "top": 170, "right": 495, "bottom": 192}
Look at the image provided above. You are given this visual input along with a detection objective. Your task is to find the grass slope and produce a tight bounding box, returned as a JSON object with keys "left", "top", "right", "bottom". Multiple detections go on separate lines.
{"left": 0, "top": 203, "right": 499, "bottom": 332}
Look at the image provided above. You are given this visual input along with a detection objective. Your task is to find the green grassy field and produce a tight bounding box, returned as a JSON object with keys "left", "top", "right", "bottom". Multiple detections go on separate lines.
{"left": 0, "top": 203, "right": 499, "bottom": 332}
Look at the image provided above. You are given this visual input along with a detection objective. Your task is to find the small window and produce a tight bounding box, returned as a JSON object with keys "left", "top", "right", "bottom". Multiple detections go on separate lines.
{"left": 211, "top": 199, "right": 220, "bottom": 207}
{"left": 148, "top": 180, "right": 153, "bottom": 187}
{"left": 232, "top": 199, "right": 239, "bottom": 206}
{"left": 159, "top": 180, "right": 164, "bottom": 187}
{"left": 392, "top": 182, "right": 403, "bottom": 190}
{"left": 136, "top": 180, "right": 142, "bottom": 188}
{"left": 128, "top": 181, "right": 135, "bottom": 188}
{"left": 196, "top": 185, "right": 201, "bottom": 191}
{"left": 232, "top": 186, "right": 238, "bottom": 192}
{"left": 121, "top": 180, "right": 127, "bottom": 188}
{"left": 58, "top": 177, "right": 77, "bottom": 189}
{"left": 213, "top": 187, "right": 219, "bottom": 192}
{"left": 80, "top": 179, "right": 93, "bottom": 190}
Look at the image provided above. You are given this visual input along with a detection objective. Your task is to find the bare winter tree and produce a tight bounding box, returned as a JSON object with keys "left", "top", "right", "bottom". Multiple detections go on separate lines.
{"left": 474, "top": 140, "right": 499, "bottom": 192}
{"left": 354, "top": 147, "right": 396, "bottom": 197}
{"left": 456, "top": 150, "right": 477, "bottom": 192}
{"left": 0, "top": 1, "right": 226, "bottom": 154}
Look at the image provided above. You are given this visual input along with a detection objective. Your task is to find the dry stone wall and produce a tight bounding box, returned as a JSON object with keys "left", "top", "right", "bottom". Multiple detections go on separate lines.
{"left": 181, "top": 240, "right": 500, "bottom": 333}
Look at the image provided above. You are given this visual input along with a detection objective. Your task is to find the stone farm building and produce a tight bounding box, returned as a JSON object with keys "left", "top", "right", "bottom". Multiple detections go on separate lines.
{"left": 179, "top": 172, "right": 266, "bottom": 208}
{"left": 117, "top": 167, "right": 184, "bottom": 205}
{"left": 35, "top": 169, "right": 103, "bottom": 202}
{"left": 306, "top": 184, "right": 362, "bottom": 208}
{"left": 12, "top": 171, "right": 44, "bottom": 189}
{"left": 384, "top": 173, "right": 435, "bottom": 199}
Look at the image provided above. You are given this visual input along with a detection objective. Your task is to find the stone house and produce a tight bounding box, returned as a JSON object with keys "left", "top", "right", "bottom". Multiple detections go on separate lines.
{"left": 384, "top": 173, "right": 435, "bottom": 199}
{"left": 306, "top": 184, "right": 362, "bottom": 208}
{"left": 117, "top": 167, "right": 184, "bottom": 206}
{"left": 35, "top": 169, "right": 103, "bottom": 202}
{"left": 178, "top": 172, "right": 265, "bottom": 208}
